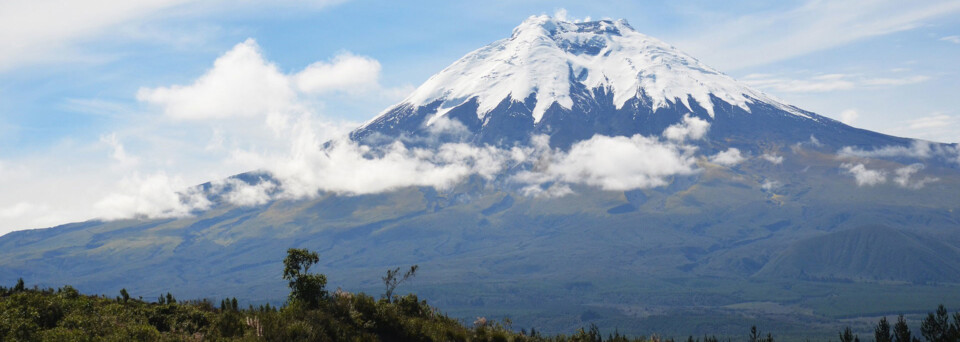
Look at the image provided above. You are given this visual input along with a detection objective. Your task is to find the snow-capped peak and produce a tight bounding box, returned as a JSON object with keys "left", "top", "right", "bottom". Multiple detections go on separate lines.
{"left": 398, "top": 15, "right": 804, "bottom": 124}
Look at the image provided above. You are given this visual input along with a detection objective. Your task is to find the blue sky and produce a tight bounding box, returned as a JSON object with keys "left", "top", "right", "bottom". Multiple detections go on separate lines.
{"left": 1, "top": 0, "right": 959, "bottom": 233}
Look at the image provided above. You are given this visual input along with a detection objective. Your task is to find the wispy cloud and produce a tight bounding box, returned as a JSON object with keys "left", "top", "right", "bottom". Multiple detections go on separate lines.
{"left": 941, "top": 35, "right": 960, "bottom": 44}
{"left": 893, "top": 163, "right": 939, "bottom": 189}
{"left": 838, "top": 139, "right": 960, "bottom": 163}
{"left": 905, "top": 113, "right": 956, "bottom": 130}
{"left": 885, "top": 113, "right": 960, "bottom": 143}
{"left": 0, "top": 0, "right": 348, "bottom": 71}
{"left": 741, "top": 73, "right": 930, "bottom": 93}
{"left": 861, "top": 75, "right": 932, "bottom": 86}
{"left": 677, "top": 0, "right": 960, "bottom": 70}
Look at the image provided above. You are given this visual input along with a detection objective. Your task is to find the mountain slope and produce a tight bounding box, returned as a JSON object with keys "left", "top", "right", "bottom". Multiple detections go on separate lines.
{"left": 756, "top": 225, "right": 960, "bottom": 283}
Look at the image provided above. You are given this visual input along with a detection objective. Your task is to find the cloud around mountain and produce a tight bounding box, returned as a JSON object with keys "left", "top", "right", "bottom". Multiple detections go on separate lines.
{"left": 102, "top": 31, "right": 954, "bottom": 222}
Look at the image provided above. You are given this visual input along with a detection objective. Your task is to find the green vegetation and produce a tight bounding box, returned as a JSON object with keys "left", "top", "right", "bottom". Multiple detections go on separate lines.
{"left": 1, "top": 248, "right": 958, "bottom": 341}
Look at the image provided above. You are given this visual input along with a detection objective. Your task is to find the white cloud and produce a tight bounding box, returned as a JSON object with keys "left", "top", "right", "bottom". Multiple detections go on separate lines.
{"left": 0, "top": 0, "right": 349, "bottom": 71}
{"left": 761, "top": 180, "right": 781, "bottom": 191}
{"left": 520, "top": 183, "right": 575, "bottom": 198}
{"left": 663, "top": 114, "right": 710, "bottom": 142}
{"left": 553, "top": 8, "right": 569, "bottom": 22}
{"left": 138, "top": 39, "right": 299, "bottom": 120}
{"left": 893, "top": 163, "right": 939, "bottom": 189}
{"left": 840, "top": 109, "right": 859, "bottom": 125}
{"left": 93, "top": 173, "right": 211, "bottom": 220}
{"left": 742, "top": 73, "right": 855, "bottom": 93}
{"left": 838, "top": 140, "right": 936, "bottom": 159}
{"left": 761, "top": 153, "right": 784, "bottom": 165}
{"left": 710, "top": 148, "right": 745, "bottom": 166}
{"left": 678, "top": 0, "right": 960, "bottom": 70}
{"left": 213, "top": 178, "right": 277, "bottom": 206}
{"left": 0, "top": 0, "right": 193, "bottom": 70}
{"left": 0, "top": 202, "right": 40, "bottom": 219}
{"left": 841, "top": 162, "right": 887, "bottom": 186}
{"left": 138, "top": 39, "right": 395, "bottom": 122}
{"left": 861, "top": 75, "right": 931, "bottom": 86}
{"left": 906, "top": 113, "right": 956, "bottom": 130}
{"left": 550, "top": 8, "right": 591, "bottom": 23}
{"left": 0, "top": 38, "right": 374, "bottom": 232}
{"left": 809, "top": 135, "right": 823, "bottom": 147}
{"left": 251, "top": 121, "right": 516, "bottom": 198}
{"left": 741, "top": 73, "right": 930, "bottom": 93}
{"left": 295, "top": 53, "right": 382, "bottom": 94}
{"left": 884, "top": 113, "right": 960, "bottom": 143}
{"left": 839, "top": 140, "right": 960, "bottom": 166}
{"left": 941, "top": 35, "right": 960, "bottom": 44}
{"left": 514, "top": 134, "right": 699, "bottom": 191}
{"left": 100, "top": 133, "right": 139, "bottom": 167}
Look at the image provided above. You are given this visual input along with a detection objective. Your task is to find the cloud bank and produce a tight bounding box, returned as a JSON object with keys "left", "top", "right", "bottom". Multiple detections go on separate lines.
{"left": 137, "top": 39, "right": 391, "bottom": 121}
{"left": 838, "top": 140, "right": 960, "bottom": 163}
{"left": 515, "top": 134, "right": 699, "bottom": 192}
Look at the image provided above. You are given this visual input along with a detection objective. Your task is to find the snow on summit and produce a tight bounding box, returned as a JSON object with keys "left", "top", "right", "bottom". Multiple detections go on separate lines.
{"left": 401, "top": 15, "right": 803, "bottom": 124}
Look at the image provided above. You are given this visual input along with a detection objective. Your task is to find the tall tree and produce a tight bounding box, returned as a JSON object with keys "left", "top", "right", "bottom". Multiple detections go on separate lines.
{"left": 921, "top": 305, "right": 950, "bottom": 342}
{"left": 840, "top": 326, "right": 860, "bottom": 342}
{"left": 894, "top": 314, "right": 913, "bottom": 342}
{"left": 952, "top": 311, "right": 960, "bottom": 342}
{"left": 283, "top": 248, "right": 327, "bottom": 309}
{"left": 877, "top": 316, "right": 893, "bottom": 342}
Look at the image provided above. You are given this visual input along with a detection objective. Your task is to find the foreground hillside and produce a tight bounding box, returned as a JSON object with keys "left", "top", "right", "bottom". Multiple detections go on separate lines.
{"left": 0, "top": 249, "right": 682, "bottom": 341}
{"left": 3, "top": 249, "right": 958, "bottom": 342}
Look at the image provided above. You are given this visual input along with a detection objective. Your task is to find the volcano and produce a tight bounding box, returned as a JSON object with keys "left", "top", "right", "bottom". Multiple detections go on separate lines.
{"left": 2, "top": 15, "right": 959, "bottom": 338}
{"left": 352, "top": 16, "right": 907, "bottom": 152}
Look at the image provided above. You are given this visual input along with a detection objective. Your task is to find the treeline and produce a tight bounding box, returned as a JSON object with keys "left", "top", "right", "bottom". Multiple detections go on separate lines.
{"left": 0, "top": 248, "right": 957, "bottom": 341}
{"left": 839, "top": 305, "right": 960, "bottom": 342}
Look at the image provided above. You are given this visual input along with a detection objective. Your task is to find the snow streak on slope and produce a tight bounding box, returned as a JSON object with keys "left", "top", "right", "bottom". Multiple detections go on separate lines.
{"left": 400, "top": 15, "right": 806, "bottom": 124}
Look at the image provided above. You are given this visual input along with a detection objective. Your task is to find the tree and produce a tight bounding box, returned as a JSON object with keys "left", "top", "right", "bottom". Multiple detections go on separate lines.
{"left": 840, "top": 326, "right": 860, "bottom": 342}
{"left": 921, "top": 305, "right": 950, "bottom": 342}
{"left": 895, "top": 314, "right": 913, "bottom": 342}
{"left": 283, "top": 248, "right": 327, "bottom": 308}
{"left": 952, "top": 311, "right": 960, "bottom": 342}
{"left": 120, "top": 288, "right": 130, "bottom": 303}
{"left": 877, "top": 316, "right": 893, "bottom": 342}
{"left": 381, "top": 265, "right": 418, "bottom": 302}
{"left": 14, "top": 278, "right": 25, "bottom": 292}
